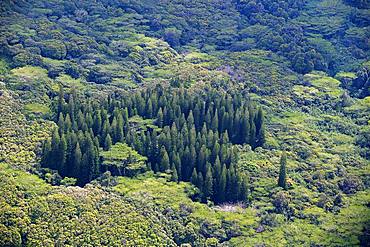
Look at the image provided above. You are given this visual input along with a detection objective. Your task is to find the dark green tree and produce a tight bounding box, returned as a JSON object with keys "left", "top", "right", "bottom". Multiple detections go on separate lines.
{"left": 190, "top": 168, "right": 198, "bottom": 186}
{"left": 104, "top": 134, "right": 112, "bottom": 151}
{"left": 171, "top": 168, "right": 178, "bottom": 182}
{"left": 278, "top": 152, "right": 287, "bottom": 189}
{"left": 204, "top": 164, "right": 213, "bottom": 199}
{"left": 159, "top": 146, "right": 170, "bottom": 172}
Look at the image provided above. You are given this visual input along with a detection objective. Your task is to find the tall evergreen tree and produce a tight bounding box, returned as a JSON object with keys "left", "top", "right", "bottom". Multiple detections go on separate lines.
{"left": 73, "top": 142, "right": 82, "bottom": 178}
{"left": 50, "top": 129, "right": 61, "bottom": 170}
{"left": 171, "top": 168, "right": 178, "bottom": 182}
{"left": 159, "top": 146, "right": 170, "bottom": 172}
{"left": 58, "top": 134, "right": 67, "bottom": 174}
{"left": 190, "top": 168, "right": 198, "bottom": 186}
{"left": 104, "top": 134, "right": 112, "bottom": 151}
{"left": 157, "top": 108, "right": 164, "bottom": 127}
{"left": 204, "top": 164, "right": 213, "bottom": 199}
{"left": 278, "top": 152, "right": 287, "bottom": 189}
{"left": 57, "top": 85, "right": 65, "bottom": 117}
{"left": 41, "top": 140, "right": 51, "bottom": 168}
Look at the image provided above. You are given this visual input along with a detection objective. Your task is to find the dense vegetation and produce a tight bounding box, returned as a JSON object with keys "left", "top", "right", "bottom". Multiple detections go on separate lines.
{"left": 0, "top": 0, "right": 369, "bottom": 246}
{"left": 42, "top": 85, "right": 264, "bottom": 203}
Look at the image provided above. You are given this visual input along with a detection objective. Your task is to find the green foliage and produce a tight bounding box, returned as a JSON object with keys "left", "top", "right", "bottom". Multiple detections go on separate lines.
{"left": 0, "top": 0, "right": 369, "bottom": 245}
{"left": 41, "top": 84, "right": 264, "bottom": 203}
{"left": 0, "top": 163, "right": 180, "bottom": 246}
{"left": 100, "top": 143, "right": 147, "bottom": 177}
{"left": 0, "top": 58, "right": 9, "bottom": 75}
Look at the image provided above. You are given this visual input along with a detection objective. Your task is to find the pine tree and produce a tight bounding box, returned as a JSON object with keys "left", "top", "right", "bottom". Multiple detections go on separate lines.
{"left": 104, "top": 134, "right": 112, "bottom": 151}
{"left": 204, "top": 164, "right": 213, "bottom": 199}
{"left": 159, "top": 146, "right": 170, "bottom": 172}
{"left": 197, "top": 172, "right": 204, "bottom": 194}
{"left": 57, "top": 85, "right": 65, "bottom": 117}
{"left": 255, "top": 108, "right": 263, "bottom": 133}
{"left": 123, "top": 107, "right": 129, "bottom": 122}
{"left": 41, "top": 140, "right": 51, "bottom": 168}
{"left": 146, "top": 98, "right": 153, "bottom": 118}
{"left": 249, "top": 121, "right": 256, "bottom": 149}
{"left": 116, "top": 114, "right": 124, "bottom": 142}
{"left": 68, "top": 93, "right": 75, "bottom": 124}
{"left": 102, "top": 120, "right": 110, "bottom": 144}
{"left": 242, "top": 115, "right": 250, "bottom": 144}
{"left": 278, "top": 152, "right": 287, "bottom": 189}
{"left": 58, "top": 134, "right": 67, "bottom": 174}
{"left": 64, "top": 114, "right": 72, "bottom": 132}
{"left": 187, "top": 110, "right": 194, "bottom": 129}
{"left": 211, "top": 110, "right": 219, "bottom": 131}
{"left": 80, "top": 153, "right": 89, "bottom": 185}
{"left": 111, "top": 117, "right": 118, "bottom": 142}
{"left": 93, "top": 111, "right": 102, "bottom": 135}
{"left": 218, "top": 165, "right": 227, "bottom": 203}
{"left": 171, "top": 168, "right": 178, "bottom": 182}
{"left": 198, "top": 145, "right": 207, "bottom": 173}
{"left": 73, "top": 142, "right": 82, "bottom": 178}
{"left": 255, "top": 108, "right": 265, "bottom": 147}
{"left": 174, "top": 153, "right": 182, "bottom": 181}
{"left": 256, "top": 126, "right": 265, "bottom": 148}
{"left": 225, "top": 168, "right": 232, "bottom": 202}
{"left": 190, "top": 168, "right": 198, "bottom": 186}
{"left": 50, "top": 129, "right": 61, "bottom": 170}
{"left": 157, "top": 108, "right": 164, "bottom": 127}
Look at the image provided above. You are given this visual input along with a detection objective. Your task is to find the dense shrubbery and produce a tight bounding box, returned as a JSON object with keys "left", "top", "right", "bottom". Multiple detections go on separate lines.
{"left": 0, "top": 0, "right": 367, "bottom": 83}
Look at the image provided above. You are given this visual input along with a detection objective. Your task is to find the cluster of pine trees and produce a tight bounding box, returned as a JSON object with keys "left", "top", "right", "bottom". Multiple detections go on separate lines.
{"left": 41, "top": 88, "right": 101, "bottom": 185}
{"left": 42, "top": 85, "right": 265, "bottom": 203}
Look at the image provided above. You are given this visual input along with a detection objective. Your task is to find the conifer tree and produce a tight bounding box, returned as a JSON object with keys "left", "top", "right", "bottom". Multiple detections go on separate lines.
{"left": 239, "top": 176, "right": 248, "bottom": 203}
{"left": 57, "top": 85, "right": 65, "bottom": 117}
{"left": 41, "top": 140, "right": 51, "bottom": 168}
{"left": 104, "top": 134, "right": 112, "bottom": 151}
{"left": 249, "top": 121, "right": 256, "bottom": 149}
{"left": 171, "top": 168, "right": 178, "bottom": 182}
{"left": 80, "top": 153, "right": 89, "bottom": 185}
{"left": 64, "top": 114, "right": 72, "bottom": 132}
{"left": 116, "top": 114, "right": 124, "bottom": 142}
{"left": 190, "top": 168, "right": 198, "bottom": 186}
{"left": 211, "top": 110, "right": 218, "bottom": 131}
{"left": 68, "top": 94, "right": 75, "bottom": 124}
{"left": 173, "top": 153, "right": 182, "bottom": 181}
{"left": 93, "top": 111, "right": 102, "bottom": 135}
{"left": 197, "top": 172, "right": 204, "bottom": 191}
{"left": 204, "top": 164, "right": 213, "bottom": 199}
{"left": 187, "top": 110, "right": 194, "bottom": 129}
{"left": 73, "top": 142, "right": 82, "bottom": 178}
{"left": 102, "top": 120, "right": 110, "bottom": 144}
{"left": 159, "top": 146, "right": 170, "bottom": 172}
{"left": 58, "top": 113, "right": 64, "bottom": 135}
{"left": 255, "top": 108, "right": 265, "bottom": 147}
{"left": 278, "top": 152, "right": 287, "bottom": 189}
{"left": 58, "top": 134, "right": 67, "bottom": 174}
{"left": 50, "top": 129, "right": 61, "bottom": 170}
{"left": 218, "top": 165, "right": 227, "bottom": 203}
{"left": 198, "top": 145, "right": 207, "bottom": 173}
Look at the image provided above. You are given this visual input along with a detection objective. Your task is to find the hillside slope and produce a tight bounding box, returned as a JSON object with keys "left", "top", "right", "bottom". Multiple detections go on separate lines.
{"left": 0, "top": 0, "right": 369, "bottom": 246}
